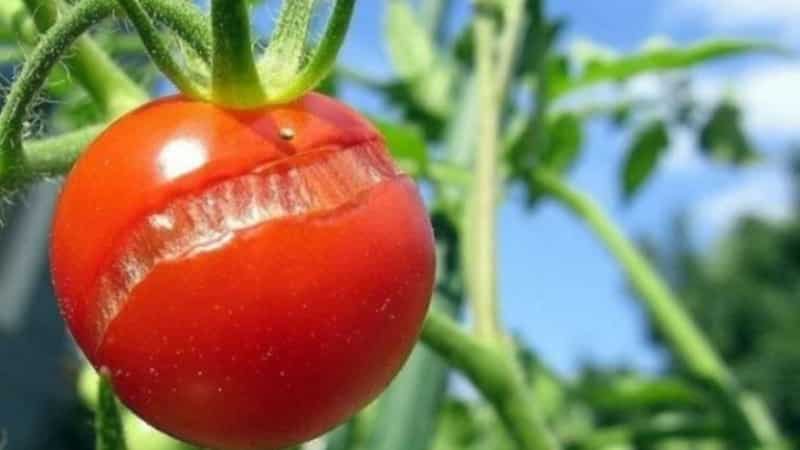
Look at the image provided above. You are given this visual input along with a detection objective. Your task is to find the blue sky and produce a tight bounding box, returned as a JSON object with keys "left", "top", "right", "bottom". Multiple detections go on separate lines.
{"left": 312, "top": 0, "right": 800, "bottom": 375}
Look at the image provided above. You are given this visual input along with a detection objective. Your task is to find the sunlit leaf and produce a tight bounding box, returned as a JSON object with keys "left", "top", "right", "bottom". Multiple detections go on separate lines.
{"left": 371, "top": 118, "right": 428, "bottom": 176}
{"left": 539, "top": 113, "right": 583, "bottom": 173}
{"left": 622, "top": 120, "right": 669, "bottom": 200}
{"left": 556, "top": 39, "right": 781, "bottom": 97}
{"left": 384, "top": 0, "right": 456, "bottom": 119}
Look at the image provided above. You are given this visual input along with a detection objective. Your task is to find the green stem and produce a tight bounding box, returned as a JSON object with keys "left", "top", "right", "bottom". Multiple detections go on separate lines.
{"left": 531, "top": 167, "right": 785, "bottom": 448}
{"left": 116, "top": 0, "right": 206, "bottom": 98}
{"left": 140, "top": 0, "right": 211, "bottom": 65}
{"left": 23, "top": 124, "right": 105, "bottom": 175}
{"left": 95, "top": 373, "right": 128, "bottom": 450}
{"left": 494, "top": 0, "right": 527, "bottom": 104}
{"left": 265, "top": 0, "right": 355, "bottom": 103}
{"left": 470, "top": 6, "right": 501, "bottom": 341}
{"left": 210, "top": 0, "right": 266, "bottom": 108}
{"left": 0, "top": 0, "right": 114, "bottom": 184}
{"left": 260, "top": 0, "right": 315, "bottom": 90}
{"left": 22, "top": 0, "right": 147, "bottom": 117}
{"left": 421, "top": 311, "right": 560, "bottom": 450}
{"left": 420, "top": 0, "right": 452, "bottom": 43}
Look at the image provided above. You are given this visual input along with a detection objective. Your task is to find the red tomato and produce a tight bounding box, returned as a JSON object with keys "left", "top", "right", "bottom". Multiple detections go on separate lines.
{"left": 50, "top": 93, "right": 435, "bottom": 450}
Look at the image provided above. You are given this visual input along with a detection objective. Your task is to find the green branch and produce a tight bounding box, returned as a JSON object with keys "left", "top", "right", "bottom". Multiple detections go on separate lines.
{"left": 531, "top": 167, "right": 785, "bottom": 448}
{"left": 469, "top": 5, "right": 501, "bottom": 341}
{"left": 265, "top": 0, "right": 355, "bottom": 103}
{"left": 23, "top": 124, "right": 105, "bottom": 175}
{"left": 116, "top": 0, "right": 206, "bottom": 99}
{"left": 95, "top": 373, "right": 128, "bottom": 450}
{"left": 421, "top": 311, "right": 560, "bottom": 450}
{"left": 210, "top": 0, "right": 266, "bottom": 108}
{"left": 0, "top": 0, "right": 114, "bottom": 184}
{"left": 140, "top": 0, "right": 211, "bottom": 65}
{"left": 22, "top": 0, "right": 147, "bottom": 117}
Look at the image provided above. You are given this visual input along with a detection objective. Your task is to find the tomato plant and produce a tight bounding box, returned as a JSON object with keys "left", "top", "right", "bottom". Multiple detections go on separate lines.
{"left": 0, "top": 1, "right": 792, "bottom": 450}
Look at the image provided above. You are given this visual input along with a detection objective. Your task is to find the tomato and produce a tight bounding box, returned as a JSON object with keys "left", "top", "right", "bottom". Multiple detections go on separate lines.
{"left": 50, "top": 93, "right": 435, "bottom": 450}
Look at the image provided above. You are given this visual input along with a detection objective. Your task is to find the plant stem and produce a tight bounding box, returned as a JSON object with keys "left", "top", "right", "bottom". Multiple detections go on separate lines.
{"left": 470, "top": 4, "right": 501, "bottom": 341}
{"left": 22, "top": 0, "right": 147, "bottom": 117}
{"left": 210, "top": 0, "right": 266, "bottom": 108}
{"left": 23, "top": 124, "right": 105, "bottom": 175}
{"left": 260, "top": 0, "right": 315, "bottom": 90}
{"left": 96, "top": 373, "right": 128, "bottom": 450}
{"left": 0, "top": 0, "right": 114, "bottom": 184}
{"left": 116, "top": 0, "right": 206, "bottom": 99}
{"left": 494, "top": 0, "right": 527, "bottom": 103}
{"left": 265, "top": 0, "right": 355, "bottom": 104}
{"left": 421, "top": 311, "right": 560, "bottom": 450}
{"left": 140, "top": 0, "right": 211, "bottom": 64}
{"left": 531, "top": 167, "right": 785, "bottom": 448}
{"left": 139, "top": 0, "right": 212, "bottom": 65}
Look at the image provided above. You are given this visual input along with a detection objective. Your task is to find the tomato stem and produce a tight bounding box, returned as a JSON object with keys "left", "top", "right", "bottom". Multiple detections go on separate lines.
{"left": 22, "top": 0, "right": 148, "bottom": 117}
{"left": 260, "top": 0, "right": 315, "bottom": 91}
{"left": 530, "top": 167, "right": 786, "bottom": 447}
{"left": 142, "top": 0, "right": 212, "bottom": 65}
{"left": 95, "top": 373, "right": 128, "bottom": 450}
{"left": 116, "top": 0, "right": 207, "bottom": 100}
{"left": 469, "top": 4, "right": 501, "bottom": 342}
{"left": 0, "top": 0, "right": 113, "bottom": 186}
{"left": 210, "top": 0, "right": 267, "bottom": 108}
{"left": 23, "top": 125, "right": 106, "bottom": 176}
{"left": 421, "top": 311, "right": 560, "bottom": 450}
{"left": 264, "top": 0, "right": 356, "bottom": 104}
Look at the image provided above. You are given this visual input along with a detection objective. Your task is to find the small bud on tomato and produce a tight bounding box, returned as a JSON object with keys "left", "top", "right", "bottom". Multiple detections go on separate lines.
{"left": 50, "top": 94, "right": 435, "bottom": 450}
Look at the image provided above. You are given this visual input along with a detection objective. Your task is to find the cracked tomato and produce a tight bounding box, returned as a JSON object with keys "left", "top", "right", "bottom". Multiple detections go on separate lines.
{"left": 51, "top": 93, "right": 435, "bottom": 450}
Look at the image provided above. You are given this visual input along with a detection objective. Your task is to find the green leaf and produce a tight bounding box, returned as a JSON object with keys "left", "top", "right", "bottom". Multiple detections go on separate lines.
{"left": 384, "top": 0, "right": 455, "bottom": 118}
{"left": 580, "top": 375, "right": 707, "bottom": 412}
{"left": 556, "top": 39, "right": 781, "bottom": 97}
{"left": 371, "top": 118, "right": 428, "bottom": 176}
{"left": 699, "top": 102, "right": 758, "bottom": 164}
{"left": 539, "top": 113, "right": 583, "bottom": 173}
{"left": 365, "top": 334, "right": 450, "bottom": 450}
{"left": 622, "top": 120, "right": 670, "bottom": 200}
{"left": 96, "top": 373, "right": 128, "bottom": 450}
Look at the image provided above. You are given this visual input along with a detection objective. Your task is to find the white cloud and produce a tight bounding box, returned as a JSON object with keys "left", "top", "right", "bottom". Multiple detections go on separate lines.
{"left": 736, "top": 64, "right": 800, "bottom": 136}
{"left": 671, "top": 0, "right": 800, "bottom": 38}
{"left": 690, "top": 166, "right": 793, "bottom": 240}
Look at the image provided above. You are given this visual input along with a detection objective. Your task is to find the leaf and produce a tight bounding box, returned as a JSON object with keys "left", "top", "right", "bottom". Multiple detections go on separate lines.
{"left": 385, "top": 0, "right": 436, "bottom": 79}
{"left": 370, "top": 119, "right": 428, "bottom": 176}
{"left": 622, "top": 120, "right": 670, "bottom": 200}
{"left": 384, "top": 0, "right": 456, "bottom": 119}
{"left": 96, "top": 373, "right": 128, "bottom": 450}
{"left": 538, "top": 113, "right": 583, "bottom": 173}
{"left": 556, "top": 39, "right": 782, "bottom": 97}
{"left": 699, "top": 102, "right": 758, "bottom": 164}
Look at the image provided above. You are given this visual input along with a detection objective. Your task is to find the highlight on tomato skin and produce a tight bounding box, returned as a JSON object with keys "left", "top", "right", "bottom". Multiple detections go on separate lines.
{"left": 50, "top": 93, "right": 436, "bottom": 450}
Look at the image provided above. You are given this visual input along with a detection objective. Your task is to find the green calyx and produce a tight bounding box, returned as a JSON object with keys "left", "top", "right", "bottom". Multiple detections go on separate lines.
{"left": 210, "top": 0, "right": 356, "bottom": 109}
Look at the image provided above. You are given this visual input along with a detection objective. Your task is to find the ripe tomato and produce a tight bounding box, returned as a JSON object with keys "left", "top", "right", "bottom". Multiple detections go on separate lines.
{"left": 50, "top": 93, "right": 435, "bottom": 450}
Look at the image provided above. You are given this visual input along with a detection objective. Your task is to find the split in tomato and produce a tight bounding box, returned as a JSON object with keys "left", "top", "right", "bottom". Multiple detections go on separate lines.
{"left": 51, "top": 93, "right": 435, "bottom": 450}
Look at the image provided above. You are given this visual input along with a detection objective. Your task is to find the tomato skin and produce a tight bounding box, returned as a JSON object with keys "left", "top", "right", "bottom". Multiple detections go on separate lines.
{"left": 51, "top": 94, "right": 435, "bottom": 450}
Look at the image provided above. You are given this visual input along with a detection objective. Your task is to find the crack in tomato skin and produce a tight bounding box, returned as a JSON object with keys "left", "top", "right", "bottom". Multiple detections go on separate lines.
{"left": 51, "top": 93, "right": 436, "bottom": 450}
{"left": 94, "top": 140, "right": 397, "bottom": 348}
{"left": 51, "top": 93, "right": 383, "bottom": 359}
